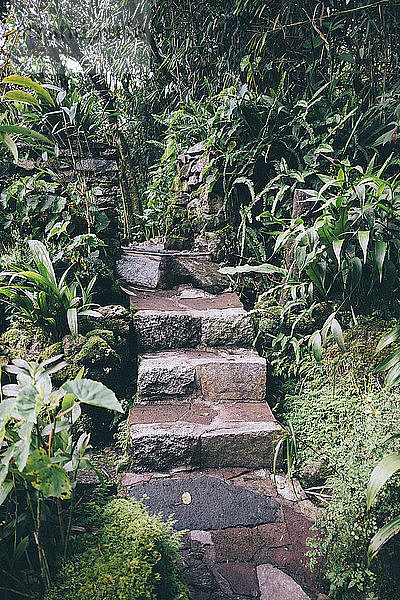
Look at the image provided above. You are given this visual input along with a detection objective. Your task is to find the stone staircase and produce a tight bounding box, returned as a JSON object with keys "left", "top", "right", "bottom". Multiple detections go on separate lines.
{"left": 117, "top": 245, "right": 282, "bottom": 473}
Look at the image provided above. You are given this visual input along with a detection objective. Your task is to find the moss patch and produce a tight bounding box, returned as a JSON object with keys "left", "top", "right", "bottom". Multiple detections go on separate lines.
{"left": 43, "top": 498, "right": 190, "bottom": 600}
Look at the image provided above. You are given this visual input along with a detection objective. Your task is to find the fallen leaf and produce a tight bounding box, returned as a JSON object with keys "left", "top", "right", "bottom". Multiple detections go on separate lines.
{"left": 182, "top": 492, "right": 192, "bottom": 505}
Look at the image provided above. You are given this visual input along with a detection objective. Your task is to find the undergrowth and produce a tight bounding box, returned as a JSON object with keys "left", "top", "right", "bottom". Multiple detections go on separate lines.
{"left": 281, "top": 318, "right": 400, "bottom": 600}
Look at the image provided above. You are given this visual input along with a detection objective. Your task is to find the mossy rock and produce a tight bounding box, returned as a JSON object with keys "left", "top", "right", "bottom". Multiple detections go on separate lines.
{"left": 86, "top": 328, "right": 115, "bottom": 346}
{"left": 42, "top": 498, "right": 190, "bottom": 600}
{"left": 0, "top": 323, "right": 48, "bottom": 362}
{"left": 74, "top": 335, "right": 120, "bottom": 372}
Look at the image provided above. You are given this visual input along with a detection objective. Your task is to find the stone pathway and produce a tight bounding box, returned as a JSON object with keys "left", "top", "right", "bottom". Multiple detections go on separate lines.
{"left": 115, "top": 245, "right": 328, "bottom": 599}
{"left": 120, "top": 467, "right": 327, "bottom": 600}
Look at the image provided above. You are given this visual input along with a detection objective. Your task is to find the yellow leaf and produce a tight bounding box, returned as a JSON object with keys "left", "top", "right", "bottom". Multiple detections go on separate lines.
{"left": 182, "top": 492, "right": 192, "bottom": 505}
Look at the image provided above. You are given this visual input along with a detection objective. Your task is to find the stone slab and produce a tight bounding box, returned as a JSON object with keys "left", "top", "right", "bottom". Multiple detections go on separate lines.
{"left": 116, "top": 253, "right": 165, "bottom": 289}
{"left": 137, "top": 348, "right": 266, "bottom": 402}
{"left": 128, "top": 476, "right": 280, "bottom": 530}
{"left": 257, "top": 564, "right": 311, "bottom": 600}
{"left": 129, "top": 288, "right": 243, "bottom": 312}
{"left": 129, "top": 402, "right": 281, "bottom": 471}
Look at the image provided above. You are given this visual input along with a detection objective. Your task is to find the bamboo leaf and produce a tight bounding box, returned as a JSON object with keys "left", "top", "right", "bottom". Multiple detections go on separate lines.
{"left": 375, "top": 241, "right": 387, "bottom": 282}
{"left": 331, "top": 318, "right": 345, "bottom": 351}
{"left": 4, "top": 90, "right": 39, "bottom": 106}
{"left": 0, "top": 125, "right": 52, "bottom": 145}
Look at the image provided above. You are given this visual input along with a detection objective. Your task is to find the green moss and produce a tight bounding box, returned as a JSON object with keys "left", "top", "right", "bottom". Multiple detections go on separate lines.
{"left": 0, "top": 323, "right": 48, "bottom": 361}
{"left": 43, "top": 498, "right": 190, "bottom": 600}
{"left": 74, "top": 335, "right": 120, "bottom": 369}
{"left": 86, "top": 328, "right": 115, "bottom": 346}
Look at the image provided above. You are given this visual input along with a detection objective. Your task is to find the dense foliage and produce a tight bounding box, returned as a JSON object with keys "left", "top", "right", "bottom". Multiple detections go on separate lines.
{"left": 0, "top": 1, "right": 399, "bottom": 599}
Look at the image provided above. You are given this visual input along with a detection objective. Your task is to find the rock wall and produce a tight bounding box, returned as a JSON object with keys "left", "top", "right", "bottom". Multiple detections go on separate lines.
{"left": 168, "top": 142, "right": 236, "bottom": 259}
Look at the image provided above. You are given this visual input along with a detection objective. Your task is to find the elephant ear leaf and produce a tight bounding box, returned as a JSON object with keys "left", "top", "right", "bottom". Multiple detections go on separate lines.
{"left": 62, "top": 379, "right": 123, "bottom": 413}
{"left": 23, "top": 449, "right": 71, "bottom": 499}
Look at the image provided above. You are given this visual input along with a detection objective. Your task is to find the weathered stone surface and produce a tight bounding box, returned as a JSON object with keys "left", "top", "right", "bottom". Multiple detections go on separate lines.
{"left": 130, "top": 288, "right": 243, "bottom": 312}
{"left": 257, "top": 523, "right": 290, "bottom": 548}
{"left": 137, "top": 348, "right": 266, "bottom": 402}
{"left": 201, "top": 426, "right": 279, "bottom": 469}
{"left": 116, "top": 253, "right": 164, "bottom": 288}
{"left": 217, "top": 563, "right": 259, "bottom": 596}
{"left": 129, "top": 424, "right": 202, "bottom": 472}
{"left": 134, "top": 311, "right": 201, "bottom": 351}
{"left": 213, "top": 527, "right": 264, "bottom": 562}
{"left": 173, "top": 256, "right": 230, "bottom": 294}
{"left": 128, "top": 402, "right": 282, "bottom": 471}
{"left": 201, "top": 309, "right": 255, "bottom": 347}
{"left": 75, "top": 158, "right": 118, "bottom": 172}
{"left": 257, "top": 564, "right": 311, "bottom": 600}
{"left": 199, "top": 351, "right": 266, "bottom": 401}
{"left": 133, "top": 307, "right": 253, "bottom": 351}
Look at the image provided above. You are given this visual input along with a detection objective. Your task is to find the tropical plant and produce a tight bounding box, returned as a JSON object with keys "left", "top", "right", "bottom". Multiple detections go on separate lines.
{"left": 0, "top": 240, "right": 100, "bottom": 339}
{"left": 0, "top": 355, "right": 123, "bottom": 595}
{"left": 1, "top": 74, "right": 54, "bottom": 163}
{"left": 374, "top": 324, "right": 400, "bottom": 387}
{"left": 366, "top": 445, "right": 400, "bottom": 563}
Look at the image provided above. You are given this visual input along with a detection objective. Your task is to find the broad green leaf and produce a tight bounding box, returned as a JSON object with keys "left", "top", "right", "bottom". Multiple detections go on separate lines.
{"left": 375, "top": 351, "right": 400, "bottom": 373}
{"left": 376, "top": 326, "right": 400, "bottom": 353}
{"left": 62, "top": 379, "right": 123, "bottom": 413}
{"left": 28, "top": 240, "right": 57, "bottom": 287}
{"left": 385, "top": 362, "right": 400, "bottom": 388}
{"left": 311, "top": 331, "right": 322, "bottom": 362}
{"left": 3, "top": 75, "right": 55, "bottom": 105}
{"left": 375, "top": 241, "right": 387, "bottom": 282}
{"left": 350, "top": 256, "right": 362, "bottom": 289}
{"left": 16, "top": 385, "right": 39, "bottom": 423}
{"left": 2, "top": 133, "right": 18, "bottom": 163}
{"left": 368, "top": 515, "right": 400, "bottom": 562}
{"left": 0, "top": 398, "right": 17, "bottom": 444}
{"left": 0, "top": 448, "right": 13, "bottom": 485}
{"left": 67, "top": 307, "right": 78, "bottom": 337}
{"left": 0, "top": 480, "right": 13, "bottom": 506}
{"left": 358, "top": 231, "right": 370, "bottom": 264}
{"left": 4, "top": 90, "right": 39, "bottom": 106}
{"left": 367, "top": 453, "right": 400, "bottom": 509}
{"left": 331, "top": 318, "right": 345, "bottom": 351}
{"left": 0, "top": 125, "right": 52, "bottom": 145}
{"left": 23, "top": 448, "right": 71, "bottom": 499}
{"left": 14, "top": 422, "right": 34, "bottom": 471}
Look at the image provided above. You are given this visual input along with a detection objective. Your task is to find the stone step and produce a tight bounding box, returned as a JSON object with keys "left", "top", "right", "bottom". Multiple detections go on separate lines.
{"left": 117, "top": 246, "right": 229, "bottom": 293}
{"left": 128, "top": 401, "right": 282, "bottom": 472}
{"left": 130, "top": 288, "right": 255, "bottom": 351}
{"left": 138, "top": 348, "right": 266, "bottom": 403}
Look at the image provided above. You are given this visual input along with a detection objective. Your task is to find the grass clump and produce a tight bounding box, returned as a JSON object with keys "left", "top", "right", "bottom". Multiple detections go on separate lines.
{"left": 43, "top": 497, "right": 189, "bottom": 600}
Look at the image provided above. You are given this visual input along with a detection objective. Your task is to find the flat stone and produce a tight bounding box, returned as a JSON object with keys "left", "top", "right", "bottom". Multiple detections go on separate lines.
{"left": 257, "top": 564, "right": 311, "bottom": 600}
{"left": 257, "top": 523, "right": 290, "bottom": 548}
{"left": 129, "top": 424, "right": 202, "bottom": 472}
{"left": 121, "top": 472, "right": 153, "bottom": 486}
{"left": 191, "top": 530, "right": 213, "bottom": 545}
{"left": 128, "top": 476, "right": 280, "bottom": 530}
{"left": 138, "top": 353, "right": 196, "bottom": 398}
{"left": 212, "top": 527, "right": 264, "bottom": 561}
{"left": 272, "top": 474, "right": 307, "bottom": 501}
{"left": 201, "top": 427, "right": 279, "bottom": 469}
{"left": 173, "top": 256, "right": 230, "bottom": 294}
{"left": 200, "top": 309, "right": 255, "bottom": 347}
{"left": 130, "top": 288, "right": 242, "bottom": 312}
{"left": 116, "top": 253, "right": 165, "bottom": 289}
{"left": 217, "top": 563, "right": 259, "bottom": 596}
{"left": 76, "top": 158, "right": 118, "bottom": 172}
{"left": 199, "top": 354, "right": 266, "bottom": 401}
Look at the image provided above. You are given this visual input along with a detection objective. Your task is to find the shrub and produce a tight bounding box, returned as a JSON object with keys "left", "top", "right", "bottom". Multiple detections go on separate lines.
{"left": 43, "top": 497, "right": 190, "bottom": 600}
{"left": 282, "top": 318, "right": 400, "bottom": 599}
